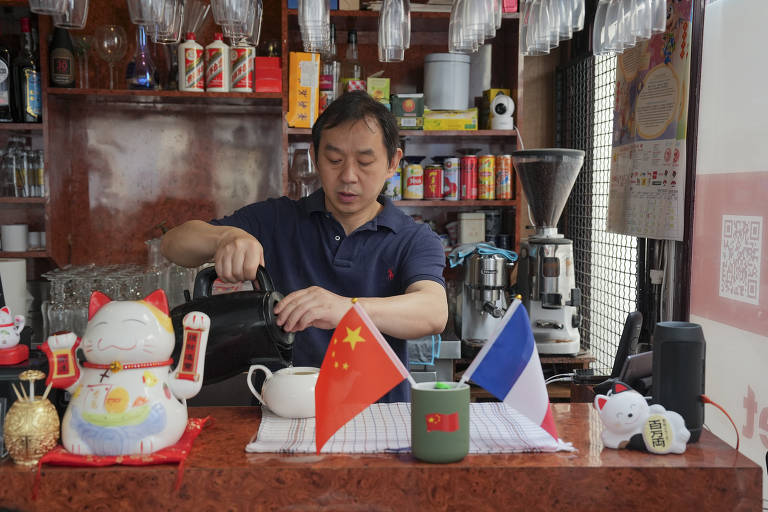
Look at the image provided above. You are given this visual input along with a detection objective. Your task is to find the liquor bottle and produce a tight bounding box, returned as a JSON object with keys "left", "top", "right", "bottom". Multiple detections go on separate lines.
{"left": 126, "top": 26, "right": 156, "bottom": 90}
{"left": 319, "top": 23, "right": 340, "bottom": 112}
{"left": 205, "top": 33, "right": 230, "bottom": 92}
{"left": 339, "top": 29, "right": 364, "bottom": 94}
{"left": 0, "top": 29, "right": 12, "bottom": 122}
{"left": 49, "top": 27, "right": 75, "bottom": 88}
{"left": 12, "top": 17, "right": 41, "bottom": 123}
{"left": 177, "top": 33, "right": 203, "bottom": 92}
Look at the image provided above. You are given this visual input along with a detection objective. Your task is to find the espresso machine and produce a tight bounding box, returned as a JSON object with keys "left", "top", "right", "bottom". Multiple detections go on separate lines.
{"left": 512, "top": 149, "right": 584, "bottom": 355}
{"left": 455, "top": 250, "right": 515, "bottom": 354}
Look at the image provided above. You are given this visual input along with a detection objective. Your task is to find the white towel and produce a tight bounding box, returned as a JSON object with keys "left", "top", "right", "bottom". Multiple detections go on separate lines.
{"left": 246, "top": 402, "right": 574, "bottom": 454}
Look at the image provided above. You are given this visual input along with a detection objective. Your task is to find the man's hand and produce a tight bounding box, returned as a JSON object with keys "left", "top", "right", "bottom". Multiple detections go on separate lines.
{"left": 273, "top": 286, "right": 350, "bottom": 332}
{"left": 214, "top": 227, "right": 266, "bottom": 283}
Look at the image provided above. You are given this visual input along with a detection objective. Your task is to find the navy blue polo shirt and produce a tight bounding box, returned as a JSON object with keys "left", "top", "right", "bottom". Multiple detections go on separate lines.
{"left": 211, "top": 189, "right": 446, "bottom": 402}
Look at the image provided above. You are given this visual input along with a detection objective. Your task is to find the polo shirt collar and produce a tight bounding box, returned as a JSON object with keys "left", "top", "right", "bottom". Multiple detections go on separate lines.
{"left": 304, "top": 189, "right": 404, "bottom": 234}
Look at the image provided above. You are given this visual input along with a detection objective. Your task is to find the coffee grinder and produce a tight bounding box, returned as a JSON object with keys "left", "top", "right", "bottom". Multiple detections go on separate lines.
{"left": 512, "top": 149, "right": 584, "bottom": 355}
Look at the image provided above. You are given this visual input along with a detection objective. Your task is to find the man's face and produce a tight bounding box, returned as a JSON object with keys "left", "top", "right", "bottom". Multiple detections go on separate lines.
{"left": 315, "top": 117, "right": 402, "bottom": 224}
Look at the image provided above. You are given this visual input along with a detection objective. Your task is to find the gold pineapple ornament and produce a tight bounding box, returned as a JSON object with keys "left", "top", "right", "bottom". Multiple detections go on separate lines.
{"left": 3, "top": 370, "right": 60, "bottom": 466}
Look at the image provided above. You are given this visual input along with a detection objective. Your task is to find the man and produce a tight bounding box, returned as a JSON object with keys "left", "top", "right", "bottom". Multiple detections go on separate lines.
{"left": 161, "top": 91, "right": 448, "bottom": 402}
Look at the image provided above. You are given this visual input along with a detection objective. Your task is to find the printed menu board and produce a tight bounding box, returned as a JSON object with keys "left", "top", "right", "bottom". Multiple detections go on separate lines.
{"left": 606, "top": 0, "right": 693, "bottom": 241}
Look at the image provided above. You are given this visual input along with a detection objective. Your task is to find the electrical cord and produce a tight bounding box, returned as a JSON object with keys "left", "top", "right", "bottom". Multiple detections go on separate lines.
{"left": 545, "top": 373, "right": 575, "bottom": 384}
{"left": 701, "top": 394, "right": 739, "bottom": 452}
{"left": 545, "top": 377, "right": 574, "bottom": 386}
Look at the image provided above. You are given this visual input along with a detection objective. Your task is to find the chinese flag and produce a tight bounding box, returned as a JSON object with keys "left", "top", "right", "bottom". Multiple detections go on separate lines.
{"left": 315, "top": 302, "right": 411, "bottom": 453}
{"left": 425, "top": 412, "right": 460, "bottom": 433}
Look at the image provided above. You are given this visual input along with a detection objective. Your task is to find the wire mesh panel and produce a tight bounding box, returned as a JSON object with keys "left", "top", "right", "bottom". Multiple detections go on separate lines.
{"left": 560, "top": 54, "right": 639, "bottom": 374}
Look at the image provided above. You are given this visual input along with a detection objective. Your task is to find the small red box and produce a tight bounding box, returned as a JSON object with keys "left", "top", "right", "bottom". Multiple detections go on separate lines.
{"left": 502, "top": 0, "right": 518, "bottom": 13}
{"left": 254, "top": 56, "right": 280, "bottom": 69}
{"left": 254, "top": 67, "right": 281, "bottom": 93}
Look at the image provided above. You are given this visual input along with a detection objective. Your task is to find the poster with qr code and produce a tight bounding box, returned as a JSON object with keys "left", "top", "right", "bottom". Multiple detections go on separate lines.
{"left": 606, "top": 0, "right": 692, "bottom": 241}
{"left": 719, "top": 215, "right": 762, "bottom": 305}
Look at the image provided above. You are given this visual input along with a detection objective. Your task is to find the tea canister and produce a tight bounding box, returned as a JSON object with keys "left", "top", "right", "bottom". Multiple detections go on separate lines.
{"left": 423, "top": 165, "right": 443, "bottom": 200}
{"left": 403, "top": 160, "right": 424, "bottom": 200}
{"left": 443, "top": 157, "right": 460, "bottom": 200}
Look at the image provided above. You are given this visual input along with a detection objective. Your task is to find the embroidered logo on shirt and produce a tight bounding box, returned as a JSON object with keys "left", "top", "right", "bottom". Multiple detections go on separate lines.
{"left": 387, "top": 268, "right": 394, "bottom": 281}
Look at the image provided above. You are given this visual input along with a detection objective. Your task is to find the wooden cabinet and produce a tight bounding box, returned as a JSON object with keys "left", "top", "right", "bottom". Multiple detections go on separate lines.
{"left": 2, "top": 1, "right": 527, "bottom": 272}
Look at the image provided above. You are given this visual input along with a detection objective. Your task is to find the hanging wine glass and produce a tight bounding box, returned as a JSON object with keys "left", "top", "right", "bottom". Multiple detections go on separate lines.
{"left": 95, "top": 25, "right": 127, "bottom": 90}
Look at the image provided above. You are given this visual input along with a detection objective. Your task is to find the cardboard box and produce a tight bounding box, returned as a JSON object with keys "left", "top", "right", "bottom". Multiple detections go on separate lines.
{"left": 286, "top": 52, "right": 319, "bottom": 128}
{"left": 458, "top": 212, "right": 486, "bottom": 244}
{"left": 391, "top": 93, "right": 424, "bottom": 117}
{"left": 397, "top": 116, "right": 423, "bottom": 130}
{"left": 339, "top": 0, "right": 359, "bottom": 9}
{"left": 423, "top": 108, "right": 478, "bottom": 131}
{"left": 367, "top": 77, "right": 390, "bottom": 103}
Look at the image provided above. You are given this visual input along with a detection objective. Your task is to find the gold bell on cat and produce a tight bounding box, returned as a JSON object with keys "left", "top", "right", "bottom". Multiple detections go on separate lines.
{"left": 3, "top": 370, "right": 60, "bottom": 466}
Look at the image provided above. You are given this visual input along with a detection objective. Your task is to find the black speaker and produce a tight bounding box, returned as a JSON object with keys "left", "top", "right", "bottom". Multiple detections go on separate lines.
{"left": 651, "top": 322, "right": 706, "bottom": 443}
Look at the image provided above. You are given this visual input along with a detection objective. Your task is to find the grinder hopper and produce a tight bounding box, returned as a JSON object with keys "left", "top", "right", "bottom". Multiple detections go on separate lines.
{"left": 512, "top": 149, "right": 584, "bottom": 233}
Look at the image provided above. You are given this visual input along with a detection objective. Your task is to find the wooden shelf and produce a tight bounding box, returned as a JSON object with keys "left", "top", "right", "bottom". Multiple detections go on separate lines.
{"left": 395, "top": 200, "right": 516, "bottom": 207}
{"left": 0, "top": 123, "right": 43, "bottom": 132}
{"left": 288, "top": 128, "right": 517, "bottom": 138}
{"left": 0, "top": 197, "right": 46, "bottom": 204}
{"left": 47, "top": 88, "right": 282, "bottom": 106}
{"left": 0, "top": 250, "right": 49, "bottom": 259}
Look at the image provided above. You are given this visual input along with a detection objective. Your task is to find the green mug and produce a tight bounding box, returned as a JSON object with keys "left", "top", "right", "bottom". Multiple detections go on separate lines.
{"left": 410, "top": 381, "right": 470, "bottom": 463}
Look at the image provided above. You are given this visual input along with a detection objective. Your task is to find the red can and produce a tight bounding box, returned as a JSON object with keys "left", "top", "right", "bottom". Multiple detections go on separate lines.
{"left": 478, "top": 155, "right": 495, "bottom": 200}
{"left": 423, "top": 165, "right": 444, "bottom": 199}
{"left": 495, "top": 154, "right": 513, "bottom": 199}
{"left": 460, "top": 155, "right": 477, "bottom": 200}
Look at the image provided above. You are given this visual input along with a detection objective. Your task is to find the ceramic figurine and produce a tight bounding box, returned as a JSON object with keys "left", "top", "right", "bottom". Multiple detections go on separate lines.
{"left": 42, "top": 289, "right": 210, "bottom": 456}
{"left": 0, "top": 305, "right": 25, "bottom": 349}
{"left": 594, "top": 381, "right": 690, "bottom": 454}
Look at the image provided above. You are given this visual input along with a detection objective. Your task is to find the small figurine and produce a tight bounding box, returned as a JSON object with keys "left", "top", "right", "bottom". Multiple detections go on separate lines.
{"left": 0, "top": 305, "right": 24, "bottom": 349}
{"left": 42, "top": 289, "right": 210, "bottom": 456}
{"left": 594, "top": 381, "right": 690, "bottom": 454}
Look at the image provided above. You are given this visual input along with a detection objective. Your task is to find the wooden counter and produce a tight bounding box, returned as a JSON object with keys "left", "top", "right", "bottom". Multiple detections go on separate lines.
{"left": 0, "top": 404, "right": 761, "bottom": 511}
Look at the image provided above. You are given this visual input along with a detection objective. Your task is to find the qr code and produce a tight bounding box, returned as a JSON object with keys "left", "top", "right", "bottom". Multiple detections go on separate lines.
{"left": 719, "top": 215, "right": 762, "bottom": 305}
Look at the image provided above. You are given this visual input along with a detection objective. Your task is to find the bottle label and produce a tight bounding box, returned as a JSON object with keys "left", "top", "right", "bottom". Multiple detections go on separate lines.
{"left": 24, "top": 69, "right": 41, "bottom": 118}
{"left": 52, "top": 49, "right": 74, "bottom": 85}
{"left": 205, "top": 48, "right": 224, "bottom": 89}
{"left": 184, "top": 48, "right": 204, "bottom": 90}
{"left": 0, "top": 61, "right": 8, "bottom": 106}
{"left": 230, "top": 46, "right": 254, "bottom": 91}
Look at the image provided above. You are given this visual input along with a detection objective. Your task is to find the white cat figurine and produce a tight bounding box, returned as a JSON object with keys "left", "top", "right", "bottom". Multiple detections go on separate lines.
{"left": 42, "top": 289, "right": 210, "bottom": 456}
{"left": 0, "top": 305, "right": 24, "bottom": 349}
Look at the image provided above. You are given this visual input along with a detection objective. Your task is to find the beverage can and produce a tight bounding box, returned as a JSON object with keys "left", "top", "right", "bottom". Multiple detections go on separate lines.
{"left": 230, "top": 44, "right": 255, "bottom": 92}
{"left": 384, "top": 169, "right": 402, "bottom": 200}
{"left": 443, "top": 157, "right": 460, "bottom": 201}
{"left": 460, "top": 155, "right": 477, "bottom": 200}
{"left": 478, "top": 155, "right": 495, "bottom": 200}
{"left": 423, "top": 165, "right": 443, "bottom": 200}
{"left": 403, "top": 162, "right": 424, "bottom": 199}
{"left": 495, "top": 154, "right": 513, "bottom": 199}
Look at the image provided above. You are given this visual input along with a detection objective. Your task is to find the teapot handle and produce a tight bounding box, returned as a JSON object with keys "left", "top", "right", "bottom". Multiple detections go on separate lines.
{"left": 192, "top": 265, "right": 276, "bottom": 299}
{"left": 247, "top": 364, "right": 273, "bottom": 406}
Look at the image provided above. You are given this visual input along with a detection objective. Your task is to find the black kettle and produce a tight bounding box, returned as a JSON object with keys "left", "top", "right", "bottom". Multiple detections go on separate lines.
{"left": 170, "top": 266, "right": 294, "bottom": 385}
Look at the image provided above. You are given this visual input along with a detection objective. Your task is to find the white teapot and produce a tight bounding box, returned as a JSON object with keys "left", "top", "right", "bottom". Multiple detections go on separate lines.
{"left": 247, "top": 365, "right": 319, "bottom": 418}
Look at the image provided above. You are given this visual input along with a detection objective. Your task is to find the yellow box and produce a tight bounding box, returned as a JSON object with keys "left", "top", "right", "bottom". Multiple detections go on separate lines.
{"left": 423, "top": 108, "right": 478, "bottom": 131}
{"left": 397, "top": 116, "right": 423, "bottom": 130}
{"left": 482, "top": 88, "right": 511, "bottom": 103}
{"left": 367, "top": 77, "right": 390, "bottom": 103}
{"left": 286, "top": 52, "right": 320, "bottom": 128}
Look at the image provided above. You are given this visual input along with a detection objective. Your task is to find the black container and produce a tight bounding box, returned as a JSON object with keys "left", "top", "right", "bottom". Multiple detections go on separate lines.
{"left": 651, "top": 321, "right": 706, "bottom": 443}
{"left": 170, "top": 266, "right": 294, "bottom": 385}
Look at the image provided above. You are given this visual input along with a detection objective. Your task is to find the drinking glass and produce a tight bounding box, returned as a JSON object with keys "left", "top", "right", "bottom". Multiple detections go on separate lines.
{"left": 245, "top": 0, "right": 264, "bottom": 47}
{"left": 72, "top": 34, "right": 93, "bottom": 88}
{"left": 151, "top": 0, "right": 183, "bottom": 44}
{"left": 28, "top": 0, "right": 66, "bottom": 15}
{"left": 183, "top": 0, "right": 211, "bottom": 35}
{"left": 95, "top": 25, "right": 127, "bottom": 90}
{"left": 593, "top": 0, "right": 609, "bottom": 54}
{"left": 126, "top": 0, "right": 165, "bottom": 25}
{"left": 53, "top": 0, "right": 89, "bottom": 29}
{"left": 650, "top": 0, "right": 666, "bottom": 33}
{"left": 378, "top": 0, "right": 408, "bottom": 62}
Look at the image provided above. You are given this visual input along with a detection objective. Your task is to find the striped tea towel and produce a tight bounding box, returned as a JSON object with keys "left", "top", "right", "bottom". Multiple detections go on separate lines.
{"left": 245, "top": 402, "right": 574, "bottom": 454}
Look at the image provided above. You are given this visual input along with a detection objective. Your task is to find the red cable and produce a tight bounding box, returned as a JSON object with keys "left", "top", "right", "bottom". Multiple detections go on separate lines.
{"left": 700, "top": 394, "right": 739, "bottom": 452}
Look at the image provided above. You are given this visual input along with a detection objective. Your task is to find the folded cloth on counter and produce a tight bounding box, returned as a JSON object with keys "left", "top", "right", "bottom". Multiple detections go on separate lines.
{"left": 34, "top": 417, "right": 211, "bottom": 499}
{"left": 245, "top": 403, "right": 573, "bottom": 454}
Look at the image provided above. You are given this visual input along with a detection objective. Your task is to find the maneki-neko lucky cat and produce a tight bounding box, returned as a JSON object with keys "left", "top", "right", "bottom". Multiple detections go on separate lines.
{"left": 42, "top": 289, "right": 210, "bottom": 456}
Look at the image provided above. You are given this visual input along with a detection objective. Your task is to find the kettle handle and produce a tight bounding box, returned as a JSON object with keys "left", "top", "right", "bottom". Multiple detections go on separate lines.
{"left": 247, "top": 364, "right": 273, "bottom": 406}
{"left": 192, "top": 265, "right": 276, "bottom": 299}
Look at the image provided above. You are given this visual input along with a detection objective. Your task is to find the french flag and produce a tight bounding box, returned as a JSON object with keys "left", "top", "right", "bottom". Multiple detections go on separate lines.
{"left": 459, "top": 300, "right": 559, "bottom": 440}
